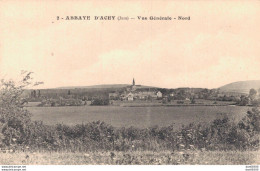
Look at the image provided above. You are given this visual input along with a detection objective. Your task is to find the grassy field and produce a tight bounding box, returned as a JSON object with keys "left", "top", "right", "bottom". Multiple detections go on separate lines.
{"left": 112, "top": 99, "right": 235, "bottom": 107}
{"left": 0, "top": 150, "right": 259, "bottom": 165}
{"left": 27, "top": 106, "right": 250, "bottom": 129}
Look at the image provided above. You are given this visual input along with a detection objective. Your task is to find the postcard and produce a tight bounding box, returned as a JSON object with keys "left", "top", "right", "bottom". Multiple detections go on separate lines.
{"left": 0, "top": 1, "right": 259, "bottom": 170}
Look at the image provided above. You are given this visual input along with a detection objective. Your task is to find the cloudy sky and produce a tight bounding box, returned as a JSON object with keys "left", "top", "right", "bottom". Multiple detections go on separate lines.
{"left": 0, "top": 1, "right": 260, "bottom": 89}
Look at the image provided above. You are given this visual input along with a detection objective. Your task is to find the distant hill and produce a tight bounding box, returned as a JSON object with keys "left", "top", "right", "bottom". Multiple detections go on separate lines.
{"left": 219, "top": 80, "right": 260, "bottom": 94}
{"left": 21, "top": 84, "right": 160, "bottom": 99}
{"left": 55, "top": 84, "right": 158, "bottom": 89}
{"left": 56, "top": 84, "right": 130, "bottom": 89}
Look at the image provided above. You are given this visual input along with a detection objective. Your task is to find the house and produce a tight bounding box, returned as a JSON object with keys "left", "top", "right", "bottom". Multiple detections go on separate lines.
{"left": 86, "top": 100, "right": 92, "bottom": 105}
{"left": 136, "top": 91, "right": 156, "bottom": 100}
{"left": 184, "top": 98, "right": 191, "bottom": 104}
{"left": 127, "top": 92, "right": 134, "bottom": 101}
{"left": 156, "top": 91, "right": 163, "bottom": 98}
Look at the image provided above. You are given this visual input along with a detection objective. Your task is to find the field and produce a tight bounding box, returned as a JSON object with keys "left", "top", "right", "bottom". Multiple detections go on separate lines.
{"left": 27, "top": 105, "right": 250, "bottom": 129}
{"left": 112, "top": 99, "right": 235, "bottom": 107}
{"left": 0, "top": 150, "right": 259, "bottom": 165}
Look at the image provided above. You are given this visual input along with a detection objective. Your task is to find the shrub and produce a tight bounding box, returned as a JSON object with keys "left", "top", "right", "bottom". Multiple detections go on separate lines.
{"left": 177, "top": 101, "right": 184, "bottom": 104}
{"left": 239, "top": 108, "right": 260, "bottom": 133}
{"left": 91, "top": 99, "right": 109, "bottom": 106}
{"left": 251, "top": 99, "right": 260, "bottom": 107}
{"left": 0, "top": 71, "right": 42, "bottom": 148}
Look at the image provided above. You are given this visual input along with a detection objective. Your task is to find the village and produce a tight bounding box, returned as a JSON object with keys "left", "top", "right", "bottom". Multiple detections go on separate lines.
{"left": 24, "top": 78, "right": 260, "bottom": 107}
{"left": 108, "top": 79, "right": 163, "bottom": 101}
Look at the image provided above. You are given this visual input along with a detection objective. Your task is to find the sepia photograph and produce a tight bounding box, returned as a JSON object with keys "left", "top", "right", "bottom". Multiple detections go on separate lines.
{"left": 0, "top": 0, "right": 259, "bottom": 169}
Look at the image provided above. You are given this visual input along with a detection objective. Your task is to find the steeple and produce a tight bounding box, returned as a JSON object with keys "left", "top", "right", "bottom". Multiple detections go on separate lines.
{"left": 132, "top": 78, "right": 135, "bottom": 86}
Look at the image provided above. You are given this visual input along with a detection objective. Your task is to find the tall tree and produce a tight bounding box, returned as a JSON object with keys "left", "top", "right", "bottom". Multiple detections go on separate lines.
{"left": 249, "top": 88, "right": 257, "bottom": 100}
{"left": 37, "top": 90, "right": 41, "bottom": 98}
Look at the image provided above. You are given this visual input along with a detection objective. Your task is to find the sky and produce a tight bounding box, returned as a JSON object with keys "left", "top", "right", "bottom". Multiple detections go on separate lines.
{"left": 0, "top": 1, "right": 260, "bottom": 89}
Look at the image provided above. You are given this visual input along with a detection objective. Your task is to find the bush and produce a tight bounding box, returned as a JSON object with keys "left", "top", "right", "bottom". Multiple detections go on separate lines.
{"left": 177, "top": 101, "right": 184, "bottom": 104}
{"left": 0, "top": 71, "right": 42, "bottom": 149}
{"left": 239, "top": 108, "right": 260, "bottom": 133}
{"left": 91, "top": 99, "right": 109, "bottom": 106}
{"left": 251, "top": 99, "right": 260, "bottom": 107}
{"left": 13, "top": 110, "right": 258, "bottom": 152}
{"left": 238, "top": 96, "right": 249, "bottom": 106}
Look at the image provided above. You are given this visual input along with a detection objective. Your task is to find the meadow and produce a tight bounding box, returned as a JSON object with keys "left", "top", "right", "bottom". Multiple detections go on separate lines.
{"left": 28, "top": 105, "right": 250, "bottom": 129}
{"left": 0, "top": 150, "right": 259, "bottom": 165}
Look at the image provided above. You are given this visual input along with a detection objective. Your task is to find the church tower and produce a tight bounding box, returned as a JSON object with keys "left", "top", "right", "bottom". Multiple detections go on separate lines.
{"left": 132, "top": 78, "right": 135, "bottom": 86}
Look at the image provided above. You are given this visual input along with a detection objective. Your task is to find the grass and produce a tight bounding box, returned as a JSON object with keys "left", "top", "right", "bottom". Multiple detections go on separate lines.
{"left": 27, "top": 106, "right": 250, "bottom": 129}
{"left": 0, "top": 150, "right": 259, "bottom": 165}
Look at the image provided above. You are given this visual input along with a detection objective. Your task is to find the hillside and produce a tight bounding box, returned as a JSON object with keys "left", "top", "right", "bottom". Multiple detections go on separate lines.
{"left": 22, "top": 84, "right": 159, "bottom": 99}
{"left": 56, "top": 84, "right": 130, "bottom": 89}
{"left": 56, "top": 84, "right": 157, "bottom": 89}
{"left": 219, "top": 80, "right": 260, "bottom": 94}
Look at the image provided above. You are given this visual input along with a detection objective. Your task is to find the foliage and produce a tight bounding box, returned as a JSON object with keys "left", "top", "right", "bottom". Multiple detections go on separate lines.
{"left": 239, "top": 108, "right": 260, "bottom": 133}
{"left": 191, "top": 97, "right": 196, "bottom": 104}
{"left": 0, "top": 71, "right": 42, "bottom": 148}
{"left": 39, "top": 98, "right": 83, "bottom": 107}
{"left": 177, "top": 100, "right": 184, "bottom": 104}
{"left": 91, "top": 99, "right": 109, "bottom": 106}
{"left": 238, "top": 95, "right": 250, "bottom": 106}
{"left": 1, "top": 108, "right": 258, "bottom": 152}
{"left": 249, "top": 89, "right": 257, "bottom": 100}
{"left": 251, "top": 99, "right": 260, "bottom": 107}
